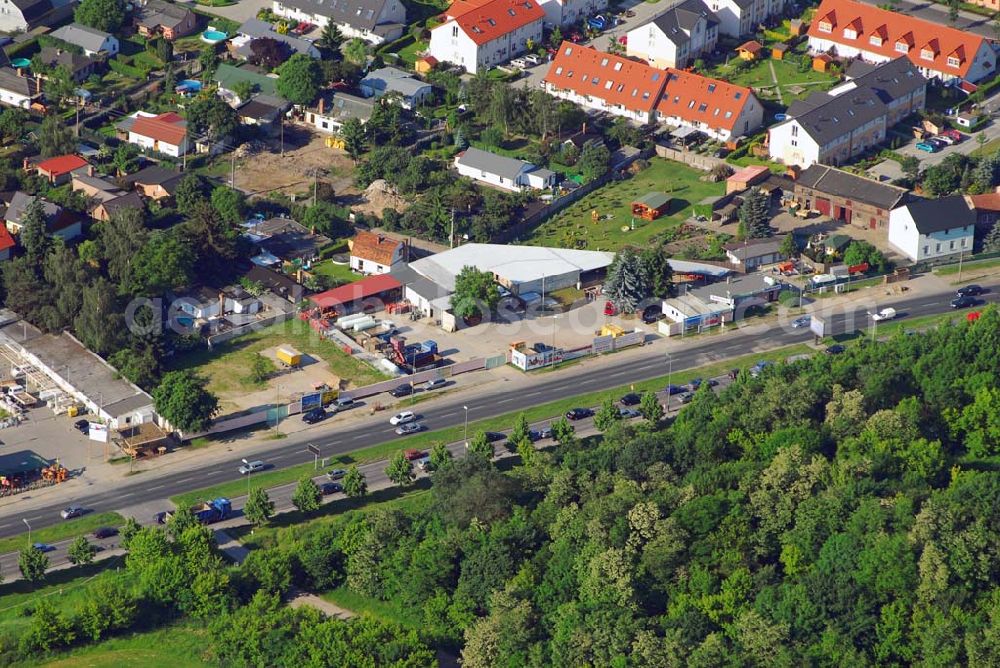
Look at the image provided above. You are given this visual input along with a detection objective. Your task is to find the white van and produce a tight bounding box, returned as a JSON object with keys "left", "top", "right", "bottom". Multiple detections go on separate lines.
{"left": 871, "top": 307, "right": 896, "bottom": 321}
{"left": 238, "top": 460, "right": 265, "bottom": 475}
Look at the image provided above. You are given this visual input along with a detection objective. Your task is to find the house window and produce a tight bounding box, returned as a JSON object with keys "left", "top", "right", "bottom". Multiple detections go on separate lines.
{"left": 818, "top": 21, "right": 832, "bottom": 33}
{"left": 920, "top": 49, "right": 934, "bottom": 61}
{"left": 452, "top": 25, "right": 458, "bottom": 37}
{"left": 843, "top": 28, "right": 856, "bottom": 39}
{"left": 962, "top": 237, "right": 967, "bottom": 247}
{"left": 791, "top": 125, "right": 798, "bottom": 137}
{"left": 935, "top": 243, "right": 941, "bottom": 253}
{"left": 895, "top": 41, "right": 909, "bottom": 53}
{"left": 870, "top": 35, "right": 882, "bottom": 46}
{"left": 923, "top": 246, "right": 929, "bottom": 256}
{"left": 950, "top": 240, "right": 955, "bottom": 250}
{"left": 698, "top": 103, "right": 707, "bottom": 112}
{"left": 791, "top": 139, "right": 797, "bottom": 147}
{"left": 947, "top": 56, "right": 960, "bottom": 68}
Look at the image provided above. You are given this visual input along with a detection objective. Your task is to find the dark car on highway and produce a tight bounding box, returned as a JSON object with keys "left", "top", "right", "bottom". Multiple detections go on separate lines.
{"left": 321, "top": 482, "right": 343, "bottom": 495}
{"left": 565, "top": 408, "right": 593, "bottom": 420}
{"left": 956, "top": 284, "right": 984, "bottom": 297}
{"left": 951, "top": 295, "right": 978, "bottom": 309}
{"left": 665, "top": 384, "right": 685, "bottom": 395}
{"left": 620, "top": 393, "right": 641, "bottom": 406}
{"left": 389, "top": 384, "right": 413, "bottom": 398}
{"left": 93, "top": 527, "right": 118, "bottom": 539}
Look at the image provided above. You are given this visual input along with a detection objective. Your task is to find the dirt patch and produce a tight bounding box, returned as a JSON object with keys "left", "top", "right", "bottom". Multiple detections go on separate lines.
{"left": 237, "top": 127, "right": 359, "bottom": 199}
{"left": 352, "top": 179, "right": 410, "bottom": 218}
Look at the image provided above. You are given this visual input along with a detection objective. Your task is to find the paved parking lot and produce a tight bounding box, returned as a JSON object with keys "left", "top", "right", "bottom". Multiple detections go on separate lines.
{"left": 0, "top": 408, "right": 107, "bottom": 478}
{"left": 196, "top": 0, "right": 272, "bottom": 26}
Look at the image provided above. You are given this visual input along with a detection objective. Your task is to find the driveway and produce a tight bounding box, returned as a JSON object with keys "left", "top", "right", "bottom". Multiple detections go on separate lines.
{"left": 197, "top": 0, "right": 271, "bottom": 25}
{"left": 895, "top": 118, "right": 1000, "bottom": 167}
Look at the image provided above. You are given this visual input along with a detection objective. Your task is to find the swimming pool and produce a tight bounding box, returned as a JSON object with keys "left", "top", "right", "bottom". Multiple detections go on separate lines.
{"left": 10, "top": 58, "right": 30, "bottom": 69}
{"left": 201, "top": 29, "right": 228, "bottom": 44}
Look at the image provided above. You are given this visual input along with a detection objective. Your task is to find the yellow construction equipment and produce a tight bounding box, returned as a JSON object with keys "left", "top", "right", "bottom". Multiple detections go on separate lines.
{"left": 276, "top": 346, "right": 302, "bottom": 367}
{"left": 325, "top": 136, "right": 346, "bottom": 149}
{"left": 600, "top": 324, "right": 625, "bottom": 337}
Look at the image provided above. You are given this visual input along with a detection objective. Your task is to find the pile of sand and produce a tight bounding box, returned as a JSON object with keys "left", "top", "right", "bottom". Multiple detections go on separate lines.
{"left": 353, "top": 179, "right": 410, "bottom": 217}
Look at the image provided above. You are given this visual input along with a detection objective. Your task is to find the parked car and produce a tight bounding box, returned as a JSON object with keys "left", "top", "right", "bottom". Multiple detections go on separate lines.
{"left": 934, "top": 134, "right": 956, "bottom": 145}
{"left": 424, "top": 378, "right": 447, "bottom": 390}
{"left": 941, "top": 129, "right": 963, "bottom": 142}
{"left": 93, "top": 527, "right": 118, "bottom": 539}
{"left": 389, "top": 384, "right": 413, "bottom": 398}
{"left": 712, "top": 147, "right": 730, "bottom": 159}
{"left": 524, "top": 53, "right": 542, "bottom": 65}
{"left": 302, "top": 408, "right": 328, "bottom": 424}
{"left": 389, "top": 411, "right": 416, "bottom": 426}
{"left": 688, "top": 378, "right": 704, "bottom": 390}
{"left": 665, "top": 384, "right": 685, "bottom": 395}
{"left": 535, "top": 427, "right": 554, "bottom": 440}
{"left": 565, "top": 408, "right": 594, "bottom": 420}
{"left": 749, "top": 361, "right": 773, "bottom": 377}
{"left": 791, "top": 315, "right": 811, "bottom": 328}
{"left": 957, "top": 284, "right": 984, "bottom": 297}
{"left": 73, "top": 419, "right": 89, "bottom": 434}
{"left": 238, "top": 460, "right": 265, "bottom": 475}
{"left": 484, "top": 431, "right": 507, "bottom": 442}
{"left": 871, "top": 307, "right": 897, "bottom": 321}
{"left": 320, "top": 482, "right": 343, "bottom": 495}
{"left": 335, "top": 397, "right": 356, "bottom": 409}
{"left": 678, "top": 392, "right": 695, "bottom": 404}
{"left": 403, "top": 449, "right": 426, "bottom": 461}
{"left": 951, "top": 295, "right": 978, "bottom": 309}
{"left": 326, "top": 468, "right": 347, "bottom": 480}
{"left": 619, "top": 407, "right": 641, "bottom": 418}
{"left": 61, "top": 505, "right": 85, "bottom": 519}
{"left": 642, "top": 304, "right": 664, "bottom": 324}
{"left": 510, "top": 57, "right": 529, "bottom": 69}
{"left": 620, "top": 392, "right": 641, "bottom": 406}
{"left": 825, "top": 344, "right": 846, "bottom": 355}
{"left": 916, "top": 141, "right": 939, "bottom": 153}
{"left": 926, "top": 137, "right": 947, "bottom": 149}
{"left": 396, "top": 422, "right": 425, "bottom": 436}
{"left": 33, "top": 543, "right": 56, "bottom": 552}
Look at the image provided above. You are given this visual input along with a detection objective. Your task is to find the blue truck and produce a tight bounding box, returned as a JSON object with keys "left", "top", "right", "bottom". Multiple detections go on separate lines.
{"left": 160, "top": 498, "right": 232, "bottom": 525}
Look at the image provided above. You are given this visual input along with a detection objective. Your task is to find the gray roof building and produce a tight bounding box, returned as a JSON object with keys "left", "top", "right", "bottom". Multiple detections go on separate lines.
{"left": 359, "top": 67, "right": 432, "bottom": 106}
{"left": 277, "top": 0, "right": 397, "bottom": 32}
{"left": 0, "top": 67, "right": 41, "bottom": 99}
{"left": 796, "top": 165, "right": 909, "bottom": 211}
{"left": 235, "top": 19, "right": 320, "bottom": 59}
{"left": 134, "top": 0, "right": 195, "bottom": 32}
{"left": 237, "top": 94, "right": 290, "bottom": 124}
{"left": 648, "top": 0, "right": 718, "bottom": 47}
{"left": 50, "top": 23, "right": 116, "bottom": 54}
{"left": 310, "top": 91, "right": 375, "bottom": 123}
{"left": 723, "top": 236, "right": 787, "bottom": 262}
{"left": 898, "top": 196, "right": 976, "bottom": 235}
{"left": 455, "top": 147, "right": 534, "bottom": 181}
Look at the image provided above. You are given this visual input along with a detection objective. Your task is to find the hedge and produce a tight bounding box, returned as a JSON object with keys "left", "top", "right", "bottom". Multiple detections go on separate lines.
{"left": 108, "top": 58, "right": 147, "bottom": 79}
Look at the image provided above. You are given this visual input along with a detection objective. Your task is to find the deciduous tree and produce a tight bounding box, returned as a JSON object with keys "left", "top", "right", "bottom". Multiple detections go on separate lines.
{"left": 385, "top": 450, "right": 415, "bottom": 486}
{"left": 276, "top": 53, "right": 323, "bottom": 104}
{"left": 466, "top": 431, "right": 495, "bottom": 460}
{"left": 75, "top": 0, "right": 126, "bottom": 31}
{"left": 342, "top": 465, "right": 368, "bottom": 497}
{"left": 594, "top": 397, "right": 621, "bottom": 431}
{"left": 19, "top": 545, "right": 49, "bottom": 582}
{"left": 67, "top": 535, "right": 96, "bottom": 565}
{"left": 292, "top": 476, "right": 322, "bottom": 513}
{"left": 152, "top": 370, "right": 219, "bottom": 433}
{"left": 38, "top": 114, "right": 75, "bottom": 158}
{"left": 450, "top": 265, "right": 500, "bottom": 320}
{"left": 639, "top": 391, "right": 664, "bottom": 424}
{"left": 244, "top": 487, "right": 275, "bottom": 527}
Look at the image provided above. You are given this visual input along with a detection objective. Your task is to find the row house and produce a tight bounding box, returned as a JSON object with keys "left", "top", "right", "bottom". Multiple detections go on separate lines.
{"left": 428, "top": 0, "right": 545, "bottom": 74}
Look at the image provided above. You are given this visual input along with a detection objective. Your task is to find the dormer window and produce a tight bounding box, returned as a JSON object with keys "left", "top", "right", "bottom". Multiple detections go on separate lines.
{"left": 486, "top": 18, "right": 495, "bottom": 26}
{"left": 921, "top": 48, "right": 934, "bottom": 61}
{"left": 601, "top": 58, "right": 608, "bottom": 66}
{"left": 947, "top": 56, "right": 961, "bottom": 67}
{"left": 614, "top": 62, "right": 622, "bottom": 71}
{"left": 843, "top": 28, "right": 856, "bottom": 39}
{"left": 818, "top": 20, "right": 832, "bottom": 34}
{"left": 555, "top": 66, "right": 563, "bottom": 75}
{"left": 604, "top": 80, "right": 613, "bottom": 89}
{"left": 895, "top": 41, "right": 909, "bottom": 53}
{"left": 869, "top": 35, "right": 881, "bottom": 46}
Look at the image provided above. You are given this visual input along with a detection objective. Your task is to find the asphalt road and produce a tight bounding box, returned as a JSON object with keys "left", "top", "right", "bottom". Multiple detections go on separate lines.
{"left": 0, "top": 287, "right": 994, "bottom": 540}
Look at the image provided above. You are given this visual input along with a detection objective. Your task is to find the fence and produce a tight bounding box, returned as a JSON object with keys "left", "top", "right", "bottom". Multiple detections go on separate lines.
{"left": 205, "top": 310, "right": 295, "bottom": 347}
{"left": 654, "top": 144, "right": 725, "bottom": 171}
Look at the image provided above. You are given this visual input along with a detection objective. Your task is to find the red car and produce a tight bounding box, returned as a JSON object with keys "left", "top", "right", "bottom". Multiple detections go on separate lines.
{"left": 604, "top": 301, "right": 618, "bottom": 316}
{"left": 568, "top": 32, "right": 583, "bottom": 42}
{"left": 404, "top": 449, "right": 425, "bottom": 461}
{"left": 941, "top": 129, "right": 963, "bottom": 142}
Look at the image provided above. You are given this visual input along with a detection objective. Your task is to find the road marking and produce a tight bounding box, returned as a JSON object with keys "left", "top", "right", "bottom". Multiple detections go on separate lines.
{"left": 147, "top": 484, "right": 166, "bottom": 491}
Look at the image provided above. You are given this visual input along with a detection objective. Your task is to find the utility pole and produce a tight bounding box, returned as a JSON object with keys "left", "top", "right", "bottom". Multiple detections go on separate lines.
{"left": 231, "top": 151, "right": 236, "bottom": 191}
{"left": 665, "top": 352, "right": 673, "bottom": 410}
{"left": 958, "top": 246, "right": 964, "bottom": 283}
{"left": 280, "top": 115, "right": 284, "bottom": 156}
{"left": 450, "top": 209, "right": 455, "bottom": 248}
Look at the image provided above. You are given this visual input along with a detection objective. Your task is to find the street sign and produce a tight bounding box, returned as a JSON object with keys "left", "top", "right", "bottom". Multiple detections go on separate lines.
{"left": 810, "top": 314, "right": 826, "bottom": 338}
{"left": 307, "top": 444, "right": 320, "bottom": 456}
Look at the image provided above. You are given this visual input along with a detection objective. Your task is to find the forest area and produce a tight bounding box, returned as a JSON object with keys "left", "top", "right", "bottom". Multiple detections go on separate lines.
{"left": 6, "top": 309, "right": 1000, "bottom": 666}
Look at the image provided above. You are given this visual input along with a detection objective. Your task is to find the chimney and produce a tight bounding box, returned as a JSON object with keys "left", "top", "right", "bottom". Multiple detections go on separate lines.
{"left": 318, "top": 96, "right": 325, "bottom": 114}
{"left": 87, "top": 165, "right": 94, "bottom": 177}
{"left": 16, "top": 68, "right": 23, "bottom": 77}
{"left": 219, "top": 292, "right": 225, "bottom": 316}
{"left": 377, "top": 234, "right": 385, "bottom": 244}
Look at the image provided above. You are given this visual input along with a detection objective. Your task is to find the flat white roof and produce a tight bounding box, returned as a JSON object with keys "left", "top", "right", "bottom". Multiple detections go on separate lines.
{"left": 409, "top": 244, "right": 615, "bottom": 291}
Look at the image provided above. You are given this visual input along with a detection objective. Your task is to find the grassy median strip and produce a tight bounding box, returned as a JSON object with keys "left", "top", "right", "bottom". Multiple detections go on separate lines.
{"left": 170, "top": 343, "right": 812, "bottom": 508}
{"left": 0, "top": 512, "right": 125, "bottom": 556}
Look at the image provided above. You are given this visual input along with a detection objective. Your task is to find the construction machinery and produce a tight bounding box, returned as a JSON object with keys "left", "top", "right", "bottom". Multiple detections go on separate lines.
{"left": 390, "top": 336, "right": 439, "bottom": 373}
{"left": 41, "top": 463, "right": 67, "bottom": 483}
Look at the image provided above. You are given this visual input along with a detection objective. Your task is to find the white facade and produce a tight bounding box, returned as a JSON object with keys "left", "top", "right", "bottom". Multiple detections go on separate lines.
{"left": 127, "top": 130, "right": 187, "bottom": 157}
{"left": 626, "top": 14, "right": 718, "bottom": 68}
{"left": 707, "top": 0, "right": 785, "bottom": 38}
{"left": 657, "top": 98, "right": 763, "bottom": 142}
{"left": 887, "top": 210, "right": 974, "bottom": 262}
{"left": 428, "top": 17, "right": 543, "bottom": 74}
{"left": 538, "top": 0, "right": 606, "bottom": 27}
{"left": 87, "top": 34, "right": 118, "bottom": 56}
{"left": 543, "top": 81, "right": 655, "bottom": 123}
{"left": 455, "top": 159, "right": 533, "bottom": 192}
{"left": 0, "top": 84, "right": 35, "bottom": 108}
{"left": 768, "top": 119, "right": 821, "bottom": 168}
{"left": 271, "top": 0, "right": 406, "bottom": 45}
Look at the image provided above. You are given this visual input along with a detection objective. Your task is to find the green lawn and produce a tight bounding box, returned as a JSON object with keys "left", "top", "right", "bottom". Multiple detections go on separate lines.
{"left": 322, "top": 586, "right": 425, "bottom": 630}
{"left": 971, "top": 137, "right": 1000, "bottom": 158}
{"left": 33, "top": 622, "right": 212, "bottom": 667}
{"left": 524, "top": 158, "right": 725, "bottom": 251}
{"left": 310, "top": 259, "right": 360, "bottom": 285}
{"left": 709, "top": 58, "right": 838, "bottom": 104}
{"left": 0, "top": 512, "right": 125, "bottom": 556}
{"left": 935, "top": 256, "right": 1000, "bottom": 278}
{"left": 167, "top": 319, "right": 388, "bottom": 400}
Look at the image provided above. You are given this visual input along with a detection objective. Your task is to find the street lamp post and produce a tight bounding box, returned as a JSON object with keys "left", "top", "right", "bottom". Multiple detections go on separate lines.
{"left": 551, "top": 314, "right": 561, "bottom": 360}
{"left": 868, "top": 312, "right": 877, "bottom": 342}
{"left": 22, "top": 518, "right": 30, "bottom": 546}
{"left": 241, "top": 458, "right": 251, "bottom": 497}
{"left": 665, "top": 351, "right": 673, "bottom": 409}
{"left": 463, "top": 405, "right": 469, "bottom": 444}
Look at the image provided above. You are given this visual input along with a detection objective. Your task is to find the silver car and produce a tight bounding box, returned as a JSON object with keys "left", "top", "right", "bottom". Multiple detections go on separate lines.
{"left": 61, "top": 505, "right": 84, "bottom": 519}
{"left": 791, "top": 315, "right": 811, "bottom": 328}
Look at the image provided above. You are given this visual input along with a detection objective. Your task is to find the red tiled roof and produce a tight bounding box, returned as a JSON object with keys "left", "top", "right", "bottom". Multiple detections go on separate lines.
{"left": 655, "top": 68, "right": 756, "bottom": 133}
{"left": 36, "top": 154, "right": 87, "bottom": 177}
{"left": 309, "top": 274, "right": 402, "bottom": 309}
{"left": 449, "top": 0, "right": 544, "bottom": 46}
{"left": 544, "top": 43, "right": 668, "bottom": 115}
{"left": 968, "top": 193, "right": 1000, "bottom": 212}
{"left": 728, "top": 165, "right": 770, "bottom": 184}
{"left": 808, "top": 0, "right": 985, "bottom": 78}
{"left": 0, "top": 224, "right": 14, "bottom": 252}
{"left": 737, "top": 40, "right": 764, "bottom": 53}
{"left": 130, "top": 115, "right": 187, "bottom": 146}
{"left": 350, "top": 231, "right": 402, "bottom": 266}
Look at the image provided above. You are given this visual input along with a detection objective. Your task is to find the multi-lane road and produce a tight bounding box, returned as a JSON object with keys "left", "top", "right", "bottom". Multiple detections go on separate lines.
{"left": 0, "top": 286, "right": 994, "bottom": 541}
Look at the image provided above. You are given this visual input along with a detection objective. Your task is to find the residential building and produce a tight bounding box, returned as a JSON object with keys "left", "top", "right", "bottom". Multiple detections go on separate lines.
{"left": 768, "top": 57, "right": 926, "bottom": 167}
{"left": 36, "top": 47, "right": 98, "bottom": 83}
{"left": 30, "top": 154, "right": 88, "bottom": 185}
{"left": 543, "top": 44, "right": 762, "bottom": 140}
{"left": 661, "top": 273, "right": 783, "bottom": 331}
{"left": 305, "top": 91, "right": 374, "bottom": 133}
{"left": 177, "top": 286, "right": 261, "bottom": 321}
{"left": 91, "top": 191, "right": 144, "bottom": 222}
{"left": 358, "top": 67, "right": 434, "bottom": 109}
{"left": 888, "top": 196, "right": 976, "bottom": 262}
{"left": 116, "top": 111, "right": 188, "bottom": 157}
{"left": 123, "top": 165, "right": 184, "bottom": 201}
{"left": 236, "top": 94, "right": 290, "bottom": 136}
{"left": 213, "top": 63, "right": 279, "bottom": 106}
{"left": 244, "top": 265, "right": 304, "bottom": 302}
{"left": 232, "top": 18, "right": 321, "bottom": 60}
{"left": 50, "top": 23, "right": 119, "bottom": 56}
{"left": 271, "top": 0, "right": 406, "bottom": 45}
{"left": 807, "top": 0, "right": 996, "bottom": 83}
{"left": 0, "top": 67, "right": 41, "bottom": 109}
{"left": 793, "top": 164, "right": 909, "bottom": 230}
{"left": 0, "top": 0, "right": 76, "bottom": 33}
{"left": 245, "top": 217, "right": 332, "bottom": 264}
{"left": 654, "top": 66, "right": 762, "bottom": 141}
{"left": 724, "top": 236, "right": 787, "bottom": 271}
{"left": 454, "top": 147, "right": 557, "bottom": 192}
{"left": 349, "top": 230, "right": 405, "bottom": 274}
{"left": 537, "top": 0, "right": 606, "bottom": 27}
{"left": 4, "top": 192, "right": 82, "bottom": 240}
{"left": 707, "top": 0, "right": 786, "bottom": 38}
{"left": 726, "top": 164, "right": 769, "bottom": 194}
{"left": 427, "top": 0, "right": 545, "bottom": 74}
{"left": 0, "top": 225, "right": 15, "bottom": 262}
{"left": 133, "top": 0, "right": 198, "bottom": 40}
{"left": 965, "top": 193, "right": 1000, "bottom": 233}
{"left": 71, "top": 171, "right": 124, "bottom": 202}
{"left": 625, "top": 0, "right": 718, "bottom": 69}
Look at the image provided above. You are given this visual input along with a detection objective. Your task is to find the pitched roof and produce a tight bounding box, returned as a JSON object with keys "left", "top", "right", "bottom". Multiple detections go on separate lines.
{"left": 0, "top": 67, "right": 41, "bottom": 98}
{"left": 796, "top": 164, "right": 908, "bottom": 209}
{"left": 723, "top": 235, "right": 788, "bottom": 260}
{"left": 36, "top": 154, "right": 88, "bottom": 177}
{"left": 129, "top": 113, "right": 187, "bottom": 146}
{"left": 447, "top": 0, "right": 545, "bottom": 46}
{"left": 0, "top": 224, "right": 14, "bottom": 253}
{"left": 98, "top": 191, "right": 145, "bottom": 217}
{"left": 309, "top": 274, "right": 402, "bottom": 308}
{"left": 134, "top": 0, "right": 193, "bottom": 30}
{"left": 360, "top": 67, "right": 431, "bottom": 98}
{"left": 213, "top": 63, "right": 279, "bottom": 97}
{"left": 737, "top": 40, "right": 764, "bottom": 53}
{"left": 5, "top": 192, "right": 79, "bottom": 233}
{"left": 50, "top": 23, "right": 114, "bottom": 52}
{"left": 8, "top": 0, "right": 54, "bottom": 23}
{"left": 249, "top": 218, "right": 332, "bottom": 260}
{"left": 455, "top": 147, "right": 533, "bottom": 180}
{"left": 967, "top": 193, "right": 1000, "bottom": 212}
{"left": 350, "top": 230, "right": 402, "bottom": 265}
{"left": 237, "top": 94, "right": 290, "bottom": 122}
{"left": 310, "top": 90, "right": 375, "bottom": 121}
{"left": 836, "top": 56, "right": 926, "bottom": 106}
{"left": 236, "top": 18, "right": 319, "bottom": 57}
{"left": 647, "top": 0, "right": 717, "bottom": 47}
{"left": 38, "top": 47, "right": 96, "bottom": 75}
{"left": 544, "top": 43, "right": 668, "bottom": 115}
{"left": 808, "top": 0, "right": 985, "bottom": 79}
{"left": 898, "top": 195, "right": 976, "bottom": 235}
{"left": 124, "top": 164, "right": 183, "bottom": 191}
{"left": 276, "top": 0, "right": 395, "bottom": 31}
{"left": 655, "top": 67, "right": 757, "bottom": 133}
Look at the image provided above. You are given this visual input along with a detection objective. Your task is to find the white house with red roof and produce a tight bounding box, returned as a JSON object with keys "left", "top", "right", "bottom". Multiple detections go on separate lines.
{"left": 115, "top": 110, "right": 189, "bottom": 157}
{"left": 29, "top": 154, "right": 89, "bottom": 185}
{"left": 807, "top": 0, "right": 996, "bottom": 84}
{"left": 427, "top": 0, "right": 545, "bottom": 74}
{"left": 543, "top": 43, "right": 762, "bottom": 140}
